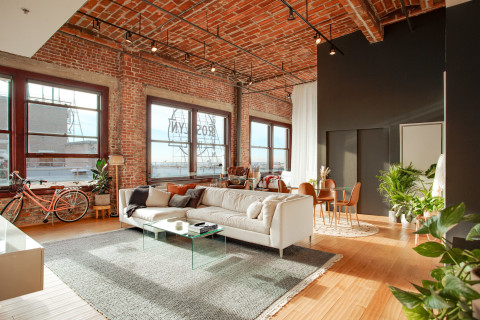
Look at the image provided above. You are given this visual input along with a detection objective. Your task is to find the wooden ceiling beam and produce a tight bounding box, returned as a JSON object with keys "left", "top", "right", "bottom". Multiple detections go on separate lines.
{"left": 337, "top": 0, "right": 384, "bottom": 43}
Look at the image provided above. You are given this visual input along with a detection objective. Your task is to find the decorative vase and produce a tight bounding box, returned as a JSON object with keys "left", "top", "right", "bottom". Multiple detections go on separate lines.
{"left": 95, "top": 193, "right": 110, "bottom": 206}
{"left": 319, "top": 179, "right": 326, "bottom": 189}
{"left": 389, "top": 210, "right": 399, "bottom": 223}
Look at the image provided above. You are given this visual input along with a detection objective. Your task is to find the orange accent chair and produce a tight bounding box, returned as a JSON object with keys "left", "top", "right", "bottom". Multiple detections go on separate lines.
{"left": 317, "top": 179, "right": 336, "bottom": 224}
{"left": 277, "top": 179, "right": 290, "bottom": 194}
{"left": 224, "top": 166, "right": 250, "bottom": 189}
{"left": 336, "top": 182, "right": 362, "bottom": 227}
{"left": 298, "top": 182, "right": 324, "bottom": 227}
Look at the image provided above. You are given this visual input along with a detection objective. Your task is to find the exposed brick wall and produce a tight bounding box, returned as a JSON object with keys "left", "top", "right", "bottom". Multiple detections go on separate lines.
{"left": 1, "top": 31, "right": 291, "bottom": 226}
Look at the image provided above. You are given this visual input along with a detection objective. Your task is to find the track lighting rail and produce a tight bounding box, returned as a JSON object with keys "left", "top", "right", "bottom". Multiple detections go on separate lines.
{"left": 77, "top": 11, "right": 252, "bottom": 80}
{"left": 280, "top": 0, "right": 344, "bottom": 55}
{"left": 139, "top": 0, "right": 307, "bottom": 83}
{"left": 242, "top": 79, "right": 317, "bottom": 94}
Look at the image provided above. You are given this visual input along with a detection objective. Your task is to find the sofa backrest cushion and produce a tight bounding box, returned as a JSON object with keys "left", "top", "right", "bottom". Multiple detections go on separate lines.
{"left": 257, "top": 200, "right": 282, "bottom": 226}
{"left": 145, "top": 187, "right": 171, "bottom": 207}
{"left": 222, "top": 190, "right": 264, "bottom": 213}
{"left": 201, "top": 188, "right": 228, "bottom": 207}
{"left": 246, "top": 201, "right": 263, "bottom": 219}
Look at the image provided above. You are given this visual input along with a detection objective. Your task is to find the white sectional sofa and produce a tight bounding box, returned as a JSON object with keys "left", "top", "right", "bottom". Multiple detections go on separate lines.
{"left": 118, "top": 187, "right": 313, "bottom": 257}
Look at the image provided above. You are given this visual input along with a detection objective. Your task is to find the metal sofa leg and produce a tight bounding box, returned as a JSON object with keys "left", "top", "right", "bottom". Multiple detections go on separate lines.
{"left": 279, "top": 249, "right": 283, "bottom": 259}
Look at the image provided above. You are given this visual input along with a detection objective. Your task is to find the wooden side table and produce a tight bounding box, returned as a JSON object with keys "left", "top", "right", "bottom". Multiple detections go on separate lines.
{"left": 93, "top": 205, "right": 111, "bottom": 219}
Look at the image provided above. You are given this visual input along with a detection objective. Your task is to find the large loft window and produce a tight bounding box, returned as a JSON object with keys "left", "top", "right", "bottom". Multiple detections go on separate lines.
{"left": 148, "top": 97, "right": 229, "bottom": 181}
{"left": 26, "top": 81, "right": 101, "bottom": 182}
{"left": 250, "top": 118, "right": 291, "bottom": 173}
{"left": 0, "top": 66, "right": 108, "bottom": 190}
{"left": 0, "top": 77, "right": 11, "bottom": 186}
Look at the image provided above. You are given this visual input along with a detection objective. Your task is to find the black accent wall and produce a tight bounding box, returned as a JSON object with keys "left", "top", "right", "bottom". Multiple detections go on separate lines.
{"left": 317, "top": 9, "right": 446, "bottom": 216}
{"left": 445, "top": 0, "right": 480, "bottom": 242}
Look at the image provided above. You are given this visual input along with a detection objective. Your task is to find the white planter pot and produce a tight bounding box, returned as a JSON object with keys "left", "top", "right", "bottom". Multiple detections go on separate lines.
{"left": 94, "top": 193, "right": 110, "bottom": 206}
{"left": 389, "top": 210, "right": 398, "bottom": 223}
{"left": 401, "top": 214, "right": 416, "bottom": 229}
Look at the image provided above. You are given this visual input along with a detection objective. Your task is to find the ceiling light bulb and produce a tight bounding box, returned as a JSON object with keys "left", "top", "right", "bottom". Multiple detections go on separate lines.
{"left": 287, "top": 8, "right": 295, "bottom": 21}
{"left": 248, "top": 77, "right": 253, "bottom": 86}
{"left": 185, "top": 53, "right": 190, "bottom": 63}
{"left": 329, "top": 46, "right": 336, "bottom": 55}
{"left": 286, "top": 92, "right": 292, "bottom": 99}
{"left": 151, "top": 41, "right": 157, "bottom": 52}
{"left": 315, "top": 34, "right": 321, "bottom": 45}
{"left": 210, "top": 63, "right": 216, "bottom": 72}
{"left": 125, "top": 31, "right": 133, "bottom": 44}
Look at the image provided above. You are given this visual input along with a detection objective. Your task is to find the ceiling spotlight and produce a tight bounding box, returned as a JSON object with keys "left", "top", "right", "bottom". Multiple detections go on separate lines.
{"left": 125, "top": 31, "right": 133, "bottom": 44}
{"left": 247, "top": 77, "right": 253, "bottom": 86}
{"left": 329, "top": 46, "right": 336, "bottom": 55}
{"left": 210, "top": 63, "right": 216, "bottom": 72}
{"left": 151, "top": 41, "right": 158, "bottom": 52}
{"left": 185, "top": 53, "right": 190, "bottom": 63}
{"left": 287, "top": 7, "right": 295, "bottom": 21}
{"left": 286, "top": 92, "right": 292, "bottom": 99}
{"left": 92, "top": 19, "right": 101, "bottom": 32}
{"left": 315, "top": 33, "right": 321, "bottom": 45}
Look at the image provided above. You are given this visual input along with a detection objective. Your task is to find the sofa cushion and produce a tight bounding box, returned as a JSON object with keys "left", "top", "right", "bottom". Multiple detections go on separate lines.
{"left": 257, "top": 200, "right": 281, "bottom": 226}
{"left": 129, "top": 207, "right": 188, "bottom": 222}
{"left": 246, "top": 201, "right": 263, "bottom": 219}
{"left": 167, "top": 183, "right": 197, "bottom": 198}
{"left": 201, "top": 188, "right": 227, "bottom": 207}
{"left": 221, "top": 191, "right": 264, "bottom": 213}
{"left": 169, "top": 194, "right": 191, "bottom": 208}
{"left": 145, "top": 187, "right": 170, "bottom": 207}
{"left": 186, "top": 206, "right": 269, "bottom": 234}
{"left": 185, "top": 188, "right": 206, "bottom": 208}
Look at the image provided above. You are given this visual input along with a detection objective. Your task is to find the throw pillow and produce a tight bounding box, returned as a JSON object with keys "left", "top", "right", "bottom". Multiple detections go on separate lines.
{"left": 264, "top": 194, "right": 281, "bottom": 202}
{"left": 185, "top": 188, "right": 206, "bottom": 208}
{"left": 228, "top": 175, "right": 246, "bottom": 185}
{"left": 257, "top": 199, "right": 281, "bottom": 223}
{"left": 168, "top": 194, "right": 191, "bottom": 208}
{"left": 145, "top": 187, "right": 170, "bottom": 207}
{"left": 246, "top": 200, "right": 263, "bottom": 219}
{"left": 167, "top": 183, "right": 197, "bottom": 198}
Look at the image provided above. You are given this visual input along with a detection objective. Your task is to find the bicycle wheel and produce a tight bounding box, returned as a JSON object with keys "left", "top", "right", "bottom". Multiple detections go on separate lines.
{"left": 1, "top": 198, "right": 23, "bottom": 224}
{"left": 54, "top": 190, "right": 89, "bottom": 222}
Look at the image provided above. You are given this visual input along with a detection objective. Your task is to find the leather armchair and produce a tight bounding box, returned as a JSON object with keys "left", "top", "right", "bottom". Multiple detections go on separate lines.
{"left": 224, "top": 166, "right": 250, "bottom": 189}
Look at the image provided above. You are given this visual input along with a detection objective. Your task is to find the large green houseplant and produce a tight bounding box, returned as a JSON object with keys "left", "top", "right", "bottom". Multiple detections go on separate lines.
{"left": 389, "top": 203, "right": 480, "bottom": 319}
{"left": 377, "top": 163, "right": 421, "bottom": 222}
{"left": 90, "top": 158, "right": 112, "bottom": 206}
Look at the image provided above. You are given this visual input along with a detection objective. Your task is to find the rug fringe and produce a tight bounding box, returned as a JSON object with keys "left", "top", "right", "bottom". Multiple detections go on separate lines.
{"left": 255, "top": 253, "right": 343, "bottom": 320}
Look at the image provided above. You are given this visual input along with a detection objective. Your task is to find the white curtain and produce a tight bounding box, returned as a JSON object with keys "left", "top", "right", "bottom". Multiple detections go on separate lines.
{"left": 290, "top": 82, "right": 317, "bottom": 187}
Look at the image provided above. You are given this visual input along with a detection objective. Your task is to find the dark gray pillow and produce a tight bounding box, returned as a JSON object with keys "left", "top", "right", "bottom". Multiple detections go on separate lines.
{"left": 185, "top": 188, "right": 206, "bottom": 208}
{"left": 168, "top": 194, "right": 191, "bottom": 208}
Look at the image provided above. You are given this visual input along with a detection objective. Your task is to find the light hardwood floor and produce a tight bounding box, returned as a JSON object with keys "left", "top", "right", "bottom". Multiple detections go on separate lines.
{"left": 0, "top": 213, "right": 438, "bottom": 320}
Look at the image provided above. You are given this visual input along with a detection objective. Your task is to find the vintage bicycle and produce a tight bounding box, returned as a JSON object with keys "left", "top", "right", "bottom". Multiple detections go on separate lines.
{"left": 0, "top": 171, "right": 89, "bottom": 224}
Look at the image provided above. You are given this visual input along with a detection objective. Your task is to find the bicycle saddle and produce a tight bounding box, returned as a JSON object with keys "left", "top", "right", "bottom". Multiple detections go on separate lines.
{"left": 49, "top": 185, "right": 65, "bottom": 190}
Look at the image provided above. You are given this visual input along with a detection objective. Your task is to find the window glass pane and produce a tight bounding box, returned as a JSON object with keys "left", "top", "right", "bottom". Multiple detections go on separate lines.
{"left": 26, "top": 158, "right": 96, "bottom": 182}
{"left": 27, "top": 82, "right": 98, "bottom": 109}
{"left": 28, "top": 136, "right": 98, "bottom": 154}
{"left": 273, "top": 149, "right": 287, "bottom": 171}
{"left": 151, "top": 142, "right": 189, "bottom": 178}
{"left": 0, "top": 133, "right": 9, "bottom": 186}
{"left": 197, "top": 145, "right": 225, "bottom": 176}
{"left": 251, "top": 147, "right": 269, "bottom": 172}
{"left": 197, "top": 112, "right": 225, "bottom": 145}
{"left": 28, "top": 103, "right": 98, "bottom": 137}
{"left": 250, "top": 122, "right": 269, "bottom": 147}
{"left": 151, "top": 104, "right": 190, "bottom": 142}
{"left": 274, "top": 126, "right": 287, "bottom": 148}
{"left": 0, "top": 78, "right": 9, "bottom": 130}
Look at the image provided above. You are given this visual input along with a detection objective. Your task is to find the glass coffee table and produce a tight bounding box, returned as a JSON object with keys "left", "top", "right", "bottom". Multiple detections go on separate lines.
{"left": 143, "top": 218, "right": 226, "bottom": 269}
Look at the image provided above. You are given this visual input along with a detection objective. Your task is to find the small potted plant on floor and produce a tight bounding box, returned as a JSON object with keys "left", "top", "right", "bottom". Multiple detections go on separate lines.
{"left": 90, "top": 158, "right": 112, "bottom": 206}
{"left": 377, "top": 163, "right": 420, "bottom": 223}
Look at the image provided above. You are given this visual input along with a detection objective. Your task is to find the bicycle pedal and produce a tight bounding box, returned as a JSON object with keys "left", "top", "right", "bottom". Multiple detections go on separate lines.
{"left": 42, "top": 219, "right": 48, "bottom": 223}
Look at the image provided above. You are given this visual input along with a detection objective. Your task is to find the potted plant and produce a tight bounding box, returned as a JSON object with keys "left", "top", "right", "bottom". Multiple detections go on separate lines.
{"left": 377, "top": 163, "right": 420, "bottom": 222}
{"left": 388, "top": 203, "right": 480, "bottom": 319}
{"left": 90, "top": 158, "right": 112, "bottom": 206}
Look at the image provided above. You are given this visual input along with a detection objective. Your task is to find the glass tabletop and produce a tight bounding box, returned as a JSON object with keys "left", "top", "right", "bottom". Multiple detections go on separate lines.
{"left": 144, "top": 218, "right": 224, "bottom": 239}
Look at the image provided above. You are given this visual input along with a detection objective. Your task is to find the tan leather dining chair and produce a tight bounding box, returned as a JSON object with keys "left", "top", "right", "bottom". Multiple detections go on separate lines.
{"left": 317, "top": 179, "right": 336, "bottom": 224}
{"left": 277, "top": 179, "right": 290, "bottom": 194}
{"left": 298, "top": 182, "right": 324, "bottom": 227}
{"left": 336, "top": 182, "right": 362, "bottom": 227}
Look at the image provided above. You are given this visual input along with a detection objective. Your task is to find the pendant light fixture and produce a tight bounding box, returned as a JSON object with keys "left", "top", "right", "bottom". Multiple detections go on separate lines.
{"left": 287, "top": 7, "right": 295, "bottom": 21}
{"left": 314, "top": 33, "right": 321, "bottom": 45}
{"left": 184, "top": 53, "right": 190, "bottom": 63}
{"left": 210, "top": 63, "right": 216, "bottom": 72}
{"left": 125, "top": 31, "right": 133, "bottom": 44}
{"left": 329, "top": 24, "right": 336, "bottom": 55}
{"left": 151, "top": 40, "right": 158, "bottom": 52}
{"left": 247, "top": 62, "right": 253, "bottom": 86}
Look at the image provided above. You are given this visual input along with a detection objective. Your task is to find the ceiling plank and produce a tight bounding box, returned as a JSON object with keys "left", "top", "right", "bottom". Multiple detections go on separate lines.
{"left": 337, "top": 0, "right": 384, "bottom": 43}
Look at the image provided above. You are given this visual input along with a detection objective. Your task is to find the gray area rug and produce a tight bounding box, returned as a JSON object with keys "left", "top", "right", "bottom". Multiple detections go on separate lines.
{"left": 43, "top": 228, "right": 341, "bottom": 320}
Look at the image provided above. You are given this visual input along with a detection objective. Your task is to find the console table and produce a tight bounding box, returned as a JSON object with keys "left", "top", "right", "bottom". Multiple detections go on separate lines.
{"left": 0, "top": 215, "right": 44, "bottom": 301}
